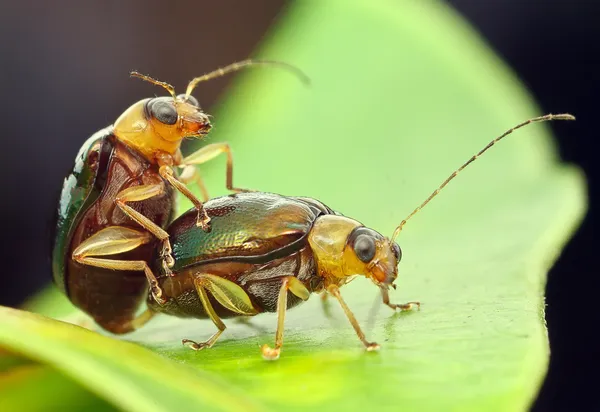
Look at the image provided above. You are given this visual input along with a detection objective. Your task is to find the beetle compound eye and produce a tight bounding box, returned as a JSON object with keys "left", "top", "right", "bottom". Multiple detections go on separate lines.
{"left": 149, "top": 100, "right": 178, "bottom": 125}
{"left": 177, "top": 94, "right": 199, "bottom": 107}
{"left": 392, "top": 243, "right": 402, "bottom": 262}
{"left": 354, "top": 235, "right": 376, "bottom": 263}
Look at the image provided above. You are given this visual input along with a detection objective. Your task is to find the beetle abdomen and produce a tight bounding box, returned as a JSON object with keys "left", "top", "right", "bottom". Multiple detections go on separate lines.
{"left": 51, "top": 128, "right": 113, "bottom": 292}
{"left": 52, "top": 128, "right": 176, "bottom": 333}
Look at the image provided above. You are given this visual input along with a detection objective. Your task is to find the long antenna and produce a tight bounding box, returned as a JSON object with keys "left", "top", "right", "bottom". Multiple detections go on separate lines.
{"left": 391, "top": 113, "right": 575, "bottom": 243}
{"left": 185, "top": 58, "right": 310, "bottom": 99}
{"left": 130, "top": 71, "right": 177, "bottom": 99}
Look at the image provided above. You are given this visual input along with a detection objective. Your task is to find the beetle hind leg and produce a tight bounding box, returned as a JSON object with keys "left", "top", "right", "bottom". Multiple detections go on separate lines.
{"left": 71, "top": 226, "right": 166, "bottom": 304}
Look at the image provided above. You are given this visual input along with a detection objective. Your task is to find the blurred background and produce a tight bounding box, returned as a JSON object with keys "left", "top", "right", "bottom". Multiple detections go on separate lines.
{"left": 0, "top": 1, "right": 596, "bottom": 410}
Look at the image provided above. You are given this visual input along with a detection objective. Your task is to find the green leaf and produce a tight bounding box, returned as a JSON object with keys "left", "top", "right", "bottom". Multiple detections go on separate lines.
{"left": 0, "top": 307, "right": 261, "bottom": 412}
{"left": 0, "top": 361, "right": 114, "bottom": 412}
{"left": 9, "top": 0, "right": 585, "bottom": 411}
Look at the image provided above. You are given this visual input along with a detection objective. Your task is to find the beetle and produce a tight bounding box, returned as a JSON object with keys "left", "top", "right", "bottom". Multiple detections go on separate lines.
{"left": 51, "top": 59, "right": 308, "bottom": 334}
{"left": 141, "top": 114, "right": 574, "bottom": 359}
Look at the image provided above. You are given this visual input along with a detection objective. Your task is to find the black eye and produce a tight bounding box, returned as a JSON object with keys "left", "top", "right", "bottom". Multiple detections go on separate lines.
{"left": 392, "top": 243, "right": 402, "bottom": 261}
{"left": 149, "top": 100, "right": 178, "bottom": 125}
{"left": 354, "top": 235, "right": 376, "bottom": 263}
{"left": 177, "top": 94, "right": 199, "bottom": 107}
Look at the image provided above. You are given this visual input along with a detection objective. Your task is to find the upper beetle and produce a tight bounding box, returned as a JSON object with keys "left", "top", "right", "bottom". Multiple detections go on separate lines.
{"left": 51, "top": 59, "right": 308, "bottom": 333}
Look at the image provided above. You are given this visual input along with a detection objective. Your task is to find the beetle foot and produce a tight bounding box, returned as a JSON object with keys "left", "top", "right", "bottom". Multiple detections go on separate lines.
{"left": 387, "top": 301, "right": 420, "bottom": 311}
{"left": 365, "top": 342, "right": 381, "bottom": 352}
{"left": 233, "top": 188, "right": 257, "bottom": 194}
{"left": 196, "top": 213, "right": 212, "bottom": 232}
{"left": 182, "top": 339, "right": 211, "bottom": 351}
{"left": 161, "top": 259, "right": 174, "bottom": 277}
{"left": 260, "top": 344, "right": 280, "bottom": 361}
{"left": 151, "top": 287, "right": 167, "bottom": 306}
{"left": 159, "top": 240, "right": 175, "bottom": 270}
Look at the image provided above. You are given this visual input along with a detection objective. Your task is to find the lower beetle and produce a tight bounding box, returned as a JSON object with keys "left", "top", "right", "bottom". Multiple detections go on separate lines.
{"left": 140, "top": 114, "right": 574, "bottom": 360}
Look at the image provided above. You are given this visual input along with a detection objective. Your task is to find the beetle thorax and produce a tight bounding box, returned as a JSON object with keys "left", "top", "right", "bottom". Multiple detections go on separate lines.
{"left": 307, "top": 215, "right": 362, "bottom": 286}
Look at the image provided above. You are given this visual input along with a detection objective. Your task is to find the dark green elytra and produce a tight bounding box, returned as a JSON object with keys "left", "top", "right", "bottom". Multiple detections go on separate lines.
{"left": 166, "top": 193, "right": 333, "bottom": 272}
{"left": 51, "top": 128, "right": 113, "bottom": 293}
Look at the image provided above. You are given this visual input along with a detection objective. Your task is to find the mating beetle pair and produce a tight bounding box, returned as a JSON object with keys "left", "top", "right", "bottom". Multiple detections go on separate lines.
{"left": 51, "top": 59, "right": 574, "bottom": 359}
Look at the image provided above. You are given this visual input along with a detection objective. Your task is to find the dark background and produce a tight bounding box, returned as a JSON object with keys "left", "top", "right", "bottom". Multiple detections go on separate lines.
{"left": 0, "top": 1, "right": 596, "bottom": 410}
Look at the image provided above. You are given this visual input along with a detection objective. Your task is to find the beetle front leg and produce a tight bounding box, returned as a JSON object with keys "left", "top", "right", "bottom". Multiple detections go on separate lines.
{"left": 161, "top": 142, "right": 253, "bottom": 232}
{"left": 327, "top": 285, "right": 379, "bottom": 351}
{"left": 115, "top": 182, "right": 174, "bottom": 270}
{"left": 178, "top": 165, "right": 210, "bottom": 202}
{"left": 180, "top": 142, "right": 253, "bottom": 194}
{"left": 159, "top": 165, "right": 211, "bottom": 232}
{"left": 380, "top": 288, "right": 420, "bottom": 311}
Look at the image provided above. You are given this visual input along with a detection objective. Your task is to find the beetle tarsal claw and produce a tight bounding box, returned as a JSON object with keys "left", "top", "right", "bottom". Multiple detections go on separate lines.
{"left": 182, "top": 339, "right": 210, "bottom": 351}
{"left": 395, "top": 301, "right": 421, "bottom": 311}
{"left": 260, "top": 344, "right": 281, "bottom": 361}
{"left": 159, "top": 240, "right": 175, "bottom": 269}
{"left": 151, "top": 287, "right": 167, "bottom": 305}
{"left": 365, "top": 342, "right": 381, "bottom": 352}
{"left": 196, "top": 213, "right": 212, "bottom": 232}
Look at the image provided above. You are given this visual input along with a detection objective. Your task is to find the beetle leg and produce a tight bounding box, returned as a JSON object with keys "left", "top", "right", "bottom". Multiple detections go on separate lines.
{"left": 319, "top": 291, "right": 335, "bottom": 319}
{"left": 198, "top": 274, "right": 258, "bottom": 315}
{"left": 261, "top": 277, "right": 290, "bottom": 360}
{"left": 327, "top": 285, "right": 380, "bottom": 351}
{"left": 126, "top": 308, "right": 156, "bottom": 331}
{"left": 178, "top": 165, "right": 209, "bottom": 202}
{"left": 182, "top": 277, "right": 227, "bottom": 350}
{"left": 72, "top": 226, "right": 167, "bottom": 304}
{"left": 114, "top": 183, "right": 174, "bottom": 270}
{"left": 159, "top": 165, "right": 211, "bottom": 232}
{"left": 180, "top": 142, "right": 254, "bottom": 194}
{"left": 162, "top": 142, "right": 254, "bottom": 232}
{"left": 380, "top": 288, "right": 420, "bottom": 311}
{"left": 260, "top": 277, "right": 310, "bottom": 360}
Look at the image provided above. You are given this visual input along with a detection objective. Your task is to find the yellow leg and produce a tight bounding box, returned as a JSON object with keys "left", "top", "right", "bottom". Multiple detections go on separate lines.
{"left": 380, "top": 288, "right": 420, "bottom": 311}
{"left": 161, "top": 143, "right": 252, "bottom": 233}
{"left": 182, "top": 278, "right": 227, "bottom": 350}
{"left": 72, "top": 226, "right": 166, "bottom": 304}
{"left": 327, "top": 285, "right": 379, "bottom": 351}
{"left": 178, "top": 165, "right": 209, "bottom": 202}
{"left": 160, "top": 165, "right": 211, "bottom": 232}
{"left": 183, "top": 273, "right": 261, "bottom": 351}
{"left": 320, "top": 291, "right": 334, "bottom": 319}
{"left": 115, "top": 183, "right": 174, "bottom": 269}
{"left": 126, "top": 308, "right": 156, "bottom": 331}
{"left": 261, "top": 277, "right": 310, "bottom": 360}
{"left": 261, "top": 278, "right": 290, "bottom": 360}
{"left": 181, "top": 142, "right": 253, "bottom": 193}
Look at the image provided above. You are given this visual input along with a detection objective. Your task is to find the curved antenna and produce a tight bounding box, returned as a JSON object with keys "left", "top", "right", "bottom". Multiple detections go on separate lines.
{"left": 391, "top": 113, "right": 576, "bottom": 243}
{"left": 130, "top": 71, "right": 176, "bottom": 99}
{"left": 185, "top": 59, "right": 311, "bottom": 99}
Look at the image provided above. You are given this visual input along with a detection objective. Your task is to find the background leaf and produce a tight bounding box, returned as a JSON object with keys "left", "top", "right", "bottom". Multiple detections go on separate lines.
{"left": 6, "top": 0, "right": 585, "bottom": 411}
{"left": 0, "top": 307, "right": 261, "bottom": 412}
